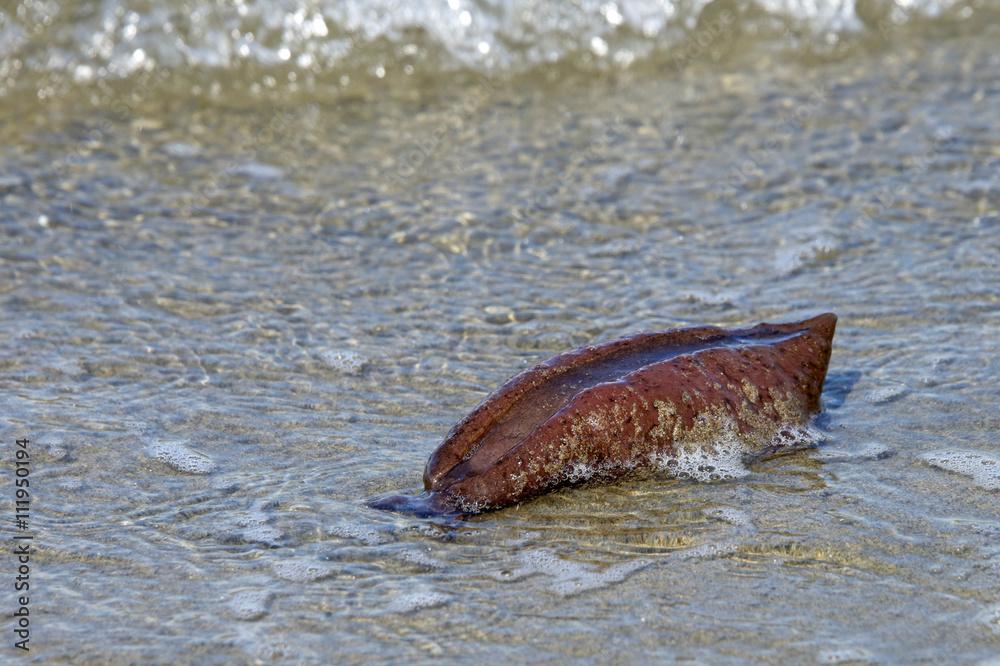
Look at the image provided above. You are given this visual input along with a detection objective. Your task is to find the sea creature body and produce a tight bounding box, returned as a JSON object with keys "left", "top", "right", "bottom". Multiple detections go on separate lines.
{"left": 371, "top": 313, "right": 837, "bottom": 515}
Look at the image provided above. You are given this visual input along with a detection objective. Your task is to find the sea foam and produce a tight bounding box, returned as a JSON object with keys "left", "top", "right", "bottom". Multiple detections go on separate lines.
{"left": 921, "top": 450, "right": 1000, "bottom": 490}
{"left": 498, "top": 549, "right": 652, "bottom": 597}
{"left": 317, "top": 348, "right": 367, "bottom": 375}
{"left": 272, "top": 559, "right": 336, "bottom": 583}
{"left": 652, "top": 424, "right": 826, "bottom": 482}
{"left": 229, "top": 590, "right": 274, "bottom": 621}
{"left": 147, "top": 440, "right": 216, "bottom": 475}
{"left": 385, "top": 590, "right": 451, "bottom": 614}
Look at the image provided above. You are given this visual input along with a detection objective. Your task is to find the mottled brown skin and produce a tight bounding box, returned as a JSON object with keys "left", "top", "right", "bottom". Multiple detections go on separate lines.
{"left": 379, "top": 314, "right": 836, "bottom": 515}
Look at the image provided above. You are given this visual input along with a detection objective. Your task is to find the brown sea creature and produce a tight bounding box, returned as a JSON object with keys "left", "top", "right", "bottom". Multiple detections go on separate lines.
{"left": 370, "top": 313, "right": 837, "bottom": 515}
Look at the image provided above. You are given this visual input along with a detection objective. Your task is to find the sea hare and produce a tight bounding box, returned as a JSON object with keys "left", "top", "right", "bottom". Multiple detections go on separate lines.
{"left": 373, "top": 313, "right": 837, "bottom": 515}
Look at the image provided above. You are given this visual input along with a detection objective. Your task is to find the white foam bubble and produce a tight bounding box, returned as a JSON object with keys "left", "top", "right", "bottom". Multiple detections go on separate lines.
{"left": 124, "top": 420, "right": 159, "bottom": 437}
{"left": 676, "top": 540, "right": 741, "bottom": 560}
{"left": 396, "top": 548, "right": 446, "bottom": 569}
{"left": 228, "top": 162, "right": 284, "bottom": 180}
{"left": 704, "top": 507, "right": 754, "bottom": 530}
{"left": 769, "top": 425, "right": 828, "bottom": 451}
{"left": 918, "top": 354, "right": 955, "bottom": 387}
{"left": 498, "top": 423, "right": 825, "bottom": 512}
{"left": 499, "top": 549, "right": 651, "bottom": 597}
{"left": 243, "top": 525, "right": 283, "bottom": 545}
{"left": 230, "top": 505, "right": 283, "bottom": 545}
{"left": 773, "top": 234, "right": 839, "bottom": 276}
{"left": 272, "top": 559, "right": 335, "bottom": 583}
{"left": 147, "top": 440, "right": 216, "bottom": 475}
{"left": 818, "top": 646, "right": 876, "bottom": 664}
{"left": 317, "top": 348, "right": 367, "bottom": 375}
{"left": 651, "top": 441, "right": 750, "bottom": 482}
{"left": 678, "top": 290, "right": 740, "bottom": 306}
{"left": 654, "top": 423, "right": 826, "bottom": 482}
{"left": 229, "top": 590, "right": 273, "bottom": 621}
{"left": 327, "top": 522, "right": 389, "bottom": 546}
{"left": 558, "top": 458, "right": 623, "bottom": 486}
{"left": 921, "top": 450, "right": 1000, "bottom": 490}
{"left": 865, "top": 383, "right": 908, "bottom": 404}
{"left": 562, "top": 461, "right": 595, "bottom": 484}
{"left": 163, "top": 142, "right": 200, "bottom": 158}
{"left": 234, "top": 509, "right": 268, "bottom": 527}
{"left": 385, "top": 590, "right": 450, "bottom": 614}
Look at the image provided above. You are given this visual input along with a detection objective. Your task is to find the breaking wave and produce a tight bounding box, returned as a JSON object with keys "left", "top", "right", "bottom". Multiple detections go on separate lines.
{"left": 1, "top": 0, "right": 989, "bottom": 101}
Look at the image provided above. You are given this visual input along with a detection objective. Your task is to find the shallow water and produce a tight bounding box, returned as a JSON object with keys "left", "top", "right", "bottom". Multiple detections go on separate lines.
{"left": 2, "top": 0, "right": 1000, "bottom": 663}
